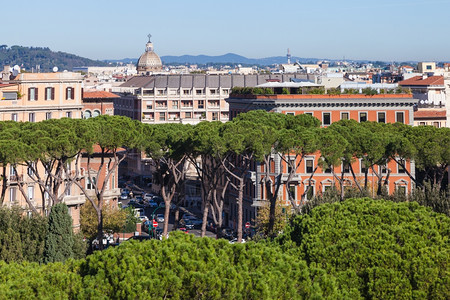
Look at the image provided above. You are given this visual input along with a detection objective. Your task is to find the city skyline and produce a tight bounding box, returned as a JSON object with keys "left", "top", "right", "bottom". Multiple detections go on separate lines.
{"left": 2, "top": 0, "right": 450, "bottom": 62}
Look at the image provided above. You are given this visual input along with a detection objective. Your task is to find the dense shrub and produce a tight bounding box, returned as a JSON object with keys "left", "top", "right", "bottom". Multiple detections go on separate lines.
{"left": 281, "top": 198, "right": 450, "bottom": 299}
{"left": 0, "top": 199, "right": 448, "bottom": 299}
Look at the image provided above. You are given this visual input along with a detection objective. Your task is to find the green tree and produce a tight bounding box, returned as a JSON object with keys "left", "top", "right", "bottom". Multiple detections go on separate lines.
{"left": 43, "top": 203, "right": 74, "bottom": 263}
{"left": 144, "top": 123, "right": 190, "bottom": 238}
{"left": 73, "top": 115, "right": 143, "bottom": 249}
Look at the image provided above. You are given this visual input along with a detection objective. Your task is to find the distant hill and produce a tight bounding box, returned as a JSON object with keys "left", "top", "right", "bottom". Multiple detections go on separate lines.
{"left": 106, "top": 53, "right": 324, "bottom": 66}
{"left": 161, "top": 53, "right": 323, "bottom": 65}
{"left": 0, "top": 45, "right": 109, "bottom": 72}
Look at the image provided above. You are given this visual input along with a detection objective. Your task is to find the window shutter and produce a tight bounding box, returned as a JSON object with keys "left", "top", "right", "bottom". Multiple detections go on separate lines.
{"left": 28, "top": 88, "right": 31, "bottom": 100}
{"left": 66, "top": 87, "right": 68, "bottom": 99}
{"left": 72, "top": 88, "right": 75, "bottom": 100}
{"left": 35, "top": 88, "right": 38, "bottom": 100}
{"left": 51, "top": 87, "right": 55, "bottom": 100}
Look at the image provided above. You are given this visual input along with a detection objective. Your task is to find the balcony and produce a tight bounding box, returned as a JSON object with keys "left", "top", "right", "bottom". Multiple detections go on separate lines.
{"left": 281, "top": 173, "right": 302, "bottom": 182}
{"left": 63, "top": 195, "right": 85, "bottom": 206}
{"left": 9, "top": 175, "right": 23, "bottom": 183}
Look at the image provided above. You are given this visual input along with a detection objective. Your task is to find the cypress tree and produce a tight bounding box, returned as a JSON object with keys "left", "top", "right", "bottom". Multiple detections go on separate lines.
{"left": 43, "top": 203, "right": 74, "bottom": 263}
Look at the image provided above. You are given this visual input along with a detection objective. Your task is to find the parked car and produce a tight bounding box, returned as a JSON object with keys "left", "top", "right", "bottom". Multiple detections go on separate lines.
{"left": 229, "top": 238, "right": 246, "bottom": 244}
{"left": 122, "top": 188, "right": 130, "bottom": 195}
{"left": 183, "top": 220, "right": 195, "bottom": 230}
{"left": 156, "top": 214, "right": 165, "bottom": 223}
{"left": 120, "top": 193, "right": 128, "bottom": 201}
{"left": 144, "top": 193, "right": 154, "bottom": 201}
{"left": 191, "top": 218, "right": 203, "bottom": 229}
{"left": 135, "top": 195, "right": 144, "bottom": 203}
{"left": 148, "top": 200, "right": 158, "bottom": 208}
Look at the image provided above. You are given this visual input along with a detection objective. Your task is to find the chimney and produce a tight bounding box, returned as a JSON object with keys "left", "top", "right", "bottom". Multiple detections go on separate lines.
{"left": 1, "top": 65, "right": 11, "bottom": 82}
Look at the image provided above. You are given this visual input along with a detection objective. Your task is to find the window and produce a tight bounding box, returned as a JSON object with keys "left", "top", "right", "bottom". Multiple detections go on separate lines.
{"left": 433, "top": 122, "right": 440, "bottom": 128}
{"left": 342, "top": 163, "right": 350, "bottom": 173}
{"left": 28, "top": 112, "right": 35, "bottom": 123}
{"left": 305, "top": 159, "right": 314, "bottom": 173}
{"left": 66, "top": 111, "right": 72, "bottom": 118}
{"left": 46, "top": 112, "right": 52, "bottom": 120}
{"left": 27, "top": 163, "right": 35, "bottom": 176}
{"left": 379, "top": 164, "right": 387, "bottom": 174}
{"left": 360, "top": 160, "right": 367, "bottom": 173}
{"left": 45, "top": 87, "right": 54, "bottom": 100}
{"left": 212, "top": 112, "right": 218, "bottom": 121}
{"left": 288, "top": 184, "right": 296, "bottom": 200}
{"left": 396, "top": 185, "right": 407, "bottom": 195}
{"left": 341, "top": 112, "right": 349, "bottom": 120}
{"left": 198, "top": 100, "right": 204, "bottom": 109}
{"left": 210, "top": 89, "right": 217, "bottom": 95}
{"left": 172, "top": 100, "right": 178, "bottom": 109}
{"left": 426, "top": 65, "right": 432, "bottom": 70}
{"left": 323, "top": 165, "right": 332, "bottom": 173}
{"left": 66, "top": 87, "right": 74, "bottom": 100}
{"left": 3, "top": 92, "right": 17, "bottom": 100}
{"left": 397, "top": 159, "right": 406, "bottom": 173}
{"left": 83, "top": 110, "right": 92, "bottom": 119}
{"left": 10, "top": 165, "right": 16, "bottom": 177}
{"left": 306, "top": 185, "right": 314, "bottom": 200}
{"left": 359, "top": 112, "right": 367, "bottom": 122}
{"left": 183, "top": 89, "right": 191, "bottom": 95}
{"left": 419, "top": 122, "right": 426, "bottom": 126}
{"left": 305, "top": 112, "right": 313, "bottom": 116}
{"left": 28, "top": 87, "right": 38, "bottom": 101}
{"left": 185, "top": 112, "right": 192, "bottom": 118}
{"left": 322, "top": 112, "right": 331, "bottom": 126}
{"left": 288, "top": 158, "right": 295, "bottom": 173}
{"left": 182, "top": 100, "right": 193, "bottom": 108}
{"left": 93, "top": 110, "right": 100, "bottom": 117}
{"left": 196, "top": 89, "right": 203, "bottom": 95}
{"left": 377, "top": 112, "right": 386, "bottom": 123}
{"left": 11, "top": 113, "right": 18, "bottom": 121}
{"left": 396, "top": 112, "right": 404, "bottom": 124}
{"left": 222, "top": 89, "right": 229, "bottom": 95}
{"left": 286, "top": 112, "right": 295, "bottom": 116}
{"left": 28, "top": 186, "right": 34, "bottom": 201}
{"left": 159, "top": 112, "right": 166, "bottom": 121}
{"left": 146, "top": 104, "right": 153, "bottom": 109}
{"left": 87, "top": 177, "right": 97, "bottom": 190}
{"left": 9, "top": 187, "right": 16, "bottom": 203}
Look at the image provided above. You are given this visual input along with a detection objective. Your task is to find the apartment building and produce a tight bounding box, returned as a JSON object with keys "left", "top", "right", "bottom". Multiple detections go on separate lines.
{"left": 114, "top": 73, "right": 315, "bottom": 125}
{"left": 226, "top": 93, "right": 417, "bottom": 228}
{"left": 0, "top": 68, "right": 120, "bottom": 230}
{"left": 0, "top": 69, "right": 83, "bottom": 121}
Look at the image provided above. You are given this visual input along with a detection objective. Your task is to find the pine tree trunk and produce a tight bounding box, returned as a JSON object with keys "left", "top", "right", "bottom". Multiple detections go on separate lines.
{"left": 201, "top": 202, "right": 209, "bottom": 238}
{"left": 237, "top": 178, "right": 244, "bottom": 243}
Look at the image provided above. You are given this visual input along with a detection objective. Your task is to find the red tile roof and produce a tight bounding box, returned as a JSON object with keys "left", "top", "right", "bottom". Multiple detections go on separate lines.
{"left": 414, "top": 110, "right": 446, "bottom": 119}
{"left": 82, "top": 90, "right": 118, "bottom": 99}
{"left": 0, "top": 83, "right": 17, "bottom": 88}
{"left": 398, "top": 76, "right": 444, "bottom": 86}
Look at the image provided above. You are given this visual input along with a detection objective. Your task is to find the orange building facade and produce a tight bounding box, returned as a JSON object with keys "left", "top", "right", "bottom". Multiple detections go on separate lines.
{"left": 226, "top": 94, "right": 417, "bottom": 224}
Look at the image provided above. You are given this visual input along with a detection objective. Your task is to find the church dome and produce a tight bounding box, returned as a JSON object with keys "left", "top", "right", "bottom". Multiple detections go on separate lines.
{"left": 137, "top": 34, "right": 162, "bottom": 74}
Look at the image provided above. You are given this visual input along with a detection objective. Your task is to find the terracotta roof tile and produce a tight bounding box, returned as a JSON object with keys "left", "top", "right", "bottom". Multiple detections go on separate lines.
{"left": 82, "top": 91, "right": 119, "bottom": 99}
{"left": 399, "top": 76, "right": 444, "bottom": 86}
{"left": 414, "top": 110, "right": 446, "bottom": 119}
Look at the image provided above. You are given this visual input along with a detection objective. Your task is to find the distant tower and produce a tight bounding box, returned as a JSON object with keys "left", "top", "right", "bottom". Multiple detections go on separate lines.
{"left": 287, "top": 48, "right": 291, "bottom": 64}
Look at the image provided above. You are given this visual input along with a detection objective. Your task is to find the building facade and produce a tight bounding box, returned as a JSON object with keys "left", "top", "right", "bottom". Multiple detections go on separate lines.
{"left": 226, "top": 93, "right": 416, "bottom": 228}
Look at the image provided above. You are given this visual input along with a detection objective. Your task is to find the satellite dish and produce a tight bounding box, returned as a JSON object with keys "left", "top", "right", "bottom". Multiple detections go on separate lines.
{"left": 420, "top": 100, "right": 425, "bottom": 104}
{"left": 52, "top": 66, "right": 58, "bottom": 72}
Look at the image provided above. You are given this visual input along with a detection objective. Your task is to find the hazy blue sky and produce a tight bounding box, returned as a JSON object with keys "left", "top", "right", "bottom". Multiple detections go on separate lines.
{"left": 3, "top": 0, "right": 450, "bottom": 61}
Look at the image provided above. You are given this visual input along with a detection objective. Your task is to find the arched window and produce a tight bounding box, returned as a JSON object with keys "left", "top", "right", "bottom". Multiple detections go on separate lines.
{"left": 93, "top": 110, "right": 101, "bottom": 117}
{"left": 83, "top": 110, "right": 92, "bottom": 119}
